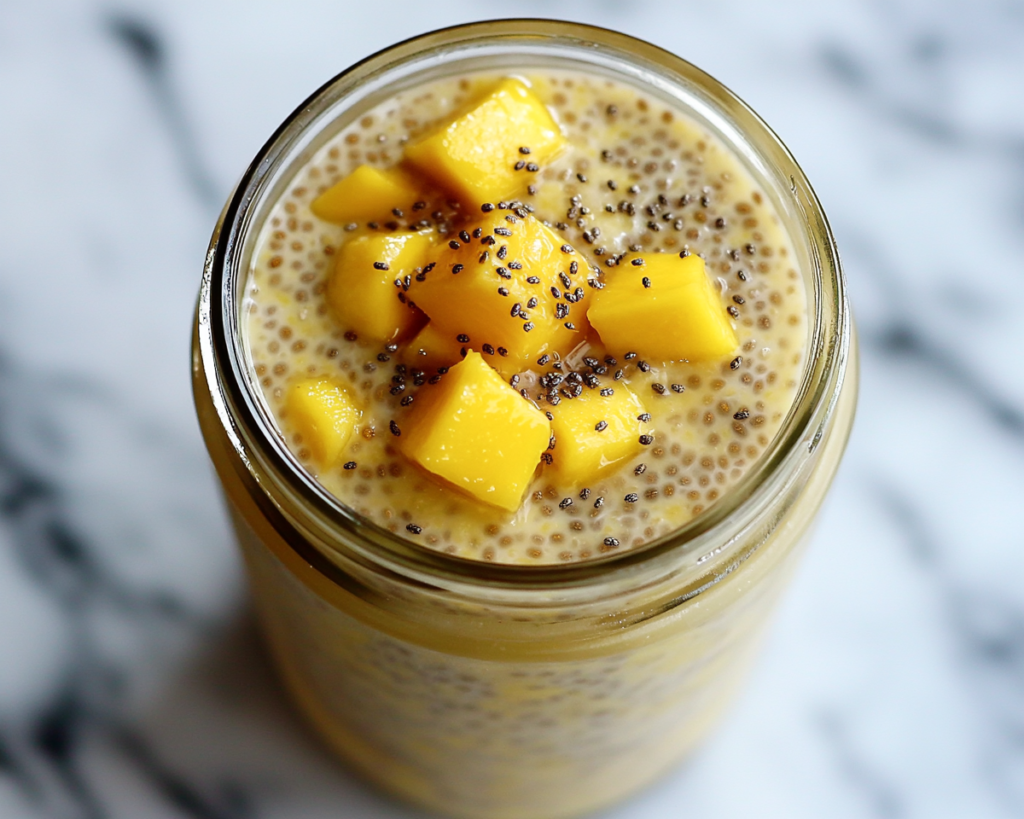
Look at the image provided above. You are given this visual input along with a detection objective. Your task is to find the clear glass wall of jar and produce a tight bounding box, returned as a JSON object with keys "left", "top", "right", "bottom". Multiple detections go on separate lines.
{"left": 193, "top": 20, "right": 856, "bottom": 819}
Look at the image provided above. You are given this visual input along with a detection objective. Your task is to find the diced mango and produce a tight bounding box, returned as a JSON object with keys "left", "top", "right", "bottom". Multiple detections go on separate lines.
{"left": 327, "top": 230, "right": 432, "bottom": 342}
{"left": 285, "top": 377, "right": 362, "bottom": 468}
{"left": 588, "top": 253, "right": 738, "bottom": 362}
{"left": 407, "top": 212, "right": 590, "bottom": 374}
{"left": 404, "top": 78, "right": 566, "bottom": 206}
{"left": 311, "top": 164, "right": 429, "bottom": 225}
{"left": 399, "top": 351, "right": 550, "bottom": 510}
{"left": 547, "top": 383, "right": 647, "bottom": 485}
{"left": 401, "top": 322, "right": 468, "bottom": 373}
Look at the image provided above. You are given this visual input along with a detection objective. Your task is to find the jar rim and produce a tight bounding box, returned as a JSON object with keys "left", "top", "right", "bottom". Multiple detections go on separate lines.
{"left": 197, "top": 18, "right": 851, "bottom": 592}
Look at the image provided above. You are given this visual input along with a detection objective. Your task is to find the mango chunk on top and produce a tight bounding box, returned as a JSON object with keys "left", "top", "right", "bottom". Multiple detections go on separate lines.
{"left": 285, "top": 377, "right": 362, "bottom": 468}
{"left": 587, "top": 253, "right": 738, "bottom": 363}
{"left": 407, "top": 211, "right": 590, "bottom": 374}
{"left": 310, "top": 164, "right": 429, "bottom": 225}
{"left": 548, "top": 382, "right": 647, "bottom": 485}
{"left": 399, "top": 351, "right": 550, "bottom": 511}
{"left": 327, "top": 230, "right": 432, "bottom": 343}
{"left": 404, "top": 78, "right": 566, "bottom": 206}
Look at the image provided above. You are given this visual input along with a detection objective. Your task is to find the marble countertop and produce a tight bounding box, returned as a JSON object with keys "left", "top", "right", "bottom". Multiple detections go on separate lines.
{"left": 1, "top": 1, "right": 1022, "bottom": 817}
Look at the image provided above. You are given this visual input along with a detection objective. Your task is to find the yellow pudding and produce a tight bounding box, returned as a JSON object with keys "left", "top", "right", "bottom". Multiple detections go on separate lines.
{"left": 193, "top": 21, "right": 855, "bottom": 819}
{"left": 244, "top": 70, "right": 808, "bottom": 564}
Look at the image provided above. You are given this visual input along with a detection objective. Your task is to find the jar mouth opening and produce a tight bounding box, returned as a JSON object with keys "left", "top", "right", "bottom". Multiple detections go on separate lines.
{"left": 200, "top": 19, "right": 850, "bottom": 589}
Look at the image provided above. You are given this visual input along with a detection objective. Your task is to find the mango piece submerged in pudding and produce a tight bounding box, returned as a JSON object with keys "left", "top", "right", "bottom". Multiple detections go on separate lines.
{"left": 407, "top": 211, "right": 590, "bottom": 374}
{"left": 588, "top": 253, "right": 738, "bottom": 363}
{"left": 401, "top": 322, "right": 468, "bottom": 373}
{"left": 399, "top": 351, "right": 550, "bottom": 510}
{"left": 404, "top": 78, "right": 566, "bottom": 206}
{"left": 286, "top": 377, "right": 362, "bottom": 468}
{"left": 548, "top": 383, "right": 647, "bottom": 485}
{"left": 327, "top": 230, "right": 432, "bottom": 343}
{"left": 311, "top": 164, "right": 429, "bottom": 225}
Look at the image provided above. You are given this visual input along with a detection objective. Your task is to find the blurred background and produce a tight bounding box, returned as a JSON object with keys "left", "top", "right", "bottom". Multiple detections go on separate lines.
{"left": 1, "top": 1, "right": 1022, "bottom": 817}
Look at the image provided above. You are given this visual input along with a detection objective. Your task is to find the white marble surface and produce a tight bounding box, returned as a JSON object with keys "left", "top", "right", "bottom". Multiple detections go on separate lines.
{"left": 0, "top": 0, "right": 1022, "bottom": 817}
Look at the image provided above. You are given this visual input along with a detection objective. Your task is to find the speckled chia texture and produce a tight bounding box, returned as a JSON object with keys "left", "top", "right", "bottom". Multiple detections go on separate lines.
{"left": 243, "top": 71, "right": 807, "bottom": 564}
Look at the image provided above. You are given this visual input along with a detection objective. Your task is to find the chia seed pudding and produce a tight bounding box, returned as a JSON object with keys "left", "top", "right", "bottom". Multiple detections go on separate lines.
{"left": 243, "top": 70, "right": 807, "bottom": 564}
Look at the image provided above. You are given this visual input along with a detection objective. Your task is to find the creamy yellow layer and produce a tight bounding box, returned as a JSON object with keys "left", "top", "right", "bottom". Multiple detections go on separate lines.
{"left": 243, "top": 71, "right": 807, "bottom": 564}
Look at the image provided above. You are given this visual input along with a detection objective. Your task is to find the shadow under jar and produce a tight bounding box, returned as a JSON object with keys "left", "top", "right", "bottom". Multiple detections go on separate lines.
{"left": 192, "top": 19, "right": 857, "bottom": 819}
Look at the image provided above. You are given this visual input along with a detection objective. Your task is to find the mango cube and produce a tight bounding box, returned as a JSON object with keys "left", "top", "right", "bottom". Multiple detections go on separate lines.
{"left": 548, "top": 383, "right": 647, "bottom": 485}
{"left": 327, "top": 230, "right": 432, "bottom": 342}
{"left": 399, "top": 351, "right": 550, "bottom": 510}
{"left": 405, "top": 78, "right": 566, "bottom": 206}
{"left": 311, "top": 164, "right": 429, "bottom": 225}
{"left": 401, "top": 322, "right": 468, "bottom": 373}
{"left": 407, "top": 212, "right": 590, "bottom": 374}
{"left": 588, "top": 253, "right": 738, "bottom": 363}
{"left": 285, "top": 377, "right": 362, "bottom": 468}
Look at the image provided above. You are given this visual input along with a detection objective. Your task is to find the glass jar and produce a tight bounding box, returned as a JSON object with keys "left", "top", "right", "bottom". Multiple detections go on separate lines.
{"left": 192, "top": 20, "right": 856, "bottom": 819}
